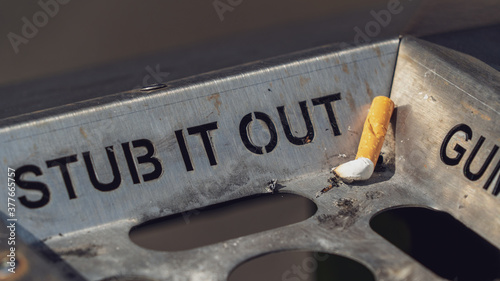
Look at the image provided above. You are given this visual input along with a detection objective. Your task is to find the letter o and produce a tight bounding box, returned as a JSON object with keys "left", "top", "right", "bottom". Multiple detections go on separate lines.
{"left": 33, "top": 11, "right": 49, "bottom": 27}
{"left": 365, "top": 21, "right": 381, "bottom": 37}
{"left": 313, "top": 252, "right": 329, "bottom": 261}
{"left": 239, "top": 112, "right": 278, "bottom": 154}
{"left": 302, "top": 257, "right": 318, "bottom": 273}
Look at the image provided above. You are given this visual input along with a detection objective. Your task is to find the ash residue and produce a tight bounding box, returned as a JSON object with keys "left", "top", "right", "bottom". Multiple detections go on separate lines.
{"left": 317, "top": 198, "right": 360, "bottom": 229}
{"left": 317, "top": 214, "right": 335, "bottom": 224}
{"left": 315, "top": 173, "right": 345, "bottom": 198}
{"left": 335, "top": 198, "right": 359, "bottom": 217}
{"left": 374, "top": 155, "right": 386, "bottom": 172}
{"left": 365, "top": 191, "right": 383, "bottom": 200}
{"left": 328, "top": 174, "right": 343, "bottom": 187}
{"left": 57, "top": 244, "right": 100, "bottom": 258}
{"left": 335, "top": 198, "right": 355, "bottom": 208}
{"left": 267, "top": 179, "right": 285, "bottom": 193}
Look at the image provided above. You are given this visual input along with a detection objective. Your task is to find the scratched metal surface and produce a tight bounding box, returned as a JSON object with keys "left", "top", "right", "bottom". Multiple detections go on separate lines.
{"left": 0, "top": 39, "right": 401, "bottom": 281}
{"left": 390, "top": 37, "right": 500, "bottom": 247}
{"left": 1, "top": 35, "right": 499, "bottom": 281}
{"left": 0, "top": 39, "right": 398, "bottom": 239}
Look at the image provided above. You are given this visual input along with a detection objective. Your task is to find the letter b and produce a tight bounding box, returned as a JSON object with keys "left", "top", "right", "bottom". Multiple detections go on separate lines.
{"left": 38, "top": 0, "right": 60, "bottom": 17}
{"left": 370, "top": 9, "right": 391, "bottom": 27}
{"left": 353, "top": 26, "right": 370, "bottom": 45}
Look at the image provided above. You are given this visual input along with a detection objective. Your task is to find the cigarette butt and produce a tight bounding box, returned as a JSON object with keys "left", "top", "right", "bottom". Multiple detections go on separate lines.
{"left": 356, "top": 96, "right": 394, "bottom": 164}
{"left": 331, "top": 96, "right": 394, "bottom": 182}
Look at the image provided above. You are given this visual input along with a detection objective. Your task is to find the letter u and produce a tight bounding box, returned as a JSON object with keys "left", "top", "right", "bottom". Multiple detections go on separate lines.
{"left": 277, "top": 101, "right": 314, "bottom": 145}
{"left": 83, "top": 146, "right": 121, "bottom": 192}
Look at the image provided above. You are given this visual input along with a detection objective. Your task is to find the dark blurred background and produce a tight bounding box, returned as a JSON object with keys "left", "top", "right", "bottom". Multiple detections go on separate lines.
{"left": 1, "top": 0, "right": 498, "bottom": 88}
{"left": 1, "top": 0, "right": 499, "bottom": 120}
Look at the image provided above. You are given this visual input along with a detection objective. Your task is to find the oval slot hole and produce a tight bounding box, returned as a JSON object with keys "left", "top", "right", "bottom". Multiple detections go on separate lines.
{"left": 228, "top": 250, "right": 375, "bottom": 281}
{"left": 370, "top": 206, "right": 500, "bottom": 281}
{"left": 129, "top": 193, "right": 316, "bottom": 251}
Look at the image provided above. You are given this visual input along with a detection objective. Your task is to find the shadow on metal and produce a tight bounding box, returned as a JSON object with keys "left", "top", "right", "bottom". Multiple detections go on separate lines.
{"left": 228, "top": 250, "right": 375, "bottom": 281}
{"left": 370, "top": 206, "right": 500, "bottom": 281}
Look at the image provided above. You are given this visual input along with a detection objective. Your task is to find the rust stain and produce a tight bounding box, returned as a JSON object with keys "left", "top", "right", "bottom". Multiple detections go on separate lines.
{"left": 462, "top": 101, "right": 478, "bottom": 114}
{"left": 461, "top": 101, "right": 491, "bottom": 121}
{"left": 334, "top": 75, "right": 340, "bottom": 83}
{"left": 364, "top": 81, "right": 374, "bottom": 97}
{"left": 207, "top": 93, "right": 222, "bottom": 115}
{"left": 342, "top": 64, "right": 349, "bottom": 74}
{"left": 299, "top": 76, "right": 311, "bottom": 87}
{"left": 28, "top": 145, "right": 38, "bottom": 158}
{"left": 80, "top": 127, "right": 87, "bottom": 139}
{"left": 324, "top": 57, "right": 330, "bottom": 63}
{"left": 373, "top": 46, "right": 382, "bottom": 58}
{"left": 344, "top": 90, "right": 356, "bottom": 111}
{"left": 353, "top": 61, "right": 359, "bottom": 71}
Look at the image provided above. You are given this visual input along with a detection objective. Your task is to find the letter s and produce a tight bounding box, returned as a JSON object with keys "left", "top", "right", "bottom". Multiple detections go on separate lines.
{"left": 15, "top": 165, "right": 50, "bottom": 208}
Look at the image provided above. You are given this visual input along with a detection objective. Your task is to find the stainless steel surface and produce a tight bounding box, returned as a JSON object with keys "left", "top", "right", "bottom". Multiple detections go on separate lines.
{"left": 0, "top": 39, "right": 398, "bottom": 239}
{"left": 1, "top": 39, "right": 401, "bottom": 280}
{"left": 1, "top": 30, "right": 499, "bottom": 280}
{"left": 390, "top": 37, "right": 500, "bottom": 246}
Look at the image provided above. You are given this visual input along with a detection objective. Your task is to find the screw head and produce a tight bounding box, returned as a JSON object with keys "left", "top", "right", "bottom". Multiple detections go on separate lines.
{"left": 140, "top": 83, "right": 167, "bottom": 91}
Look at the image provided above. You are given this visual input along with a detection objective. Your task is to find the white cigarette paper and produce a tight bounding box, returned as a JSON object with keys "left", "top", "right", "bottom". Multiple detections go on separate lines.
{"left": 332, "top": 157, "right": 374, "bottom": 182}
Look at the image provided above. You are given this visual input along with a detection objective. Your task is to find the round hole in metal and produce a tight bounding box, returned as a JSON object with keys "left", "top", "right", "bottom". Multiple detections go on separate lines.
{"left": 130, "top": 193, "right": 317, "bottom": 251}
{"left": 99, "top": 276, "right": 158, "bottom": 281}
{"left": 228, "top": 250, "right": 375, "bottom": 281}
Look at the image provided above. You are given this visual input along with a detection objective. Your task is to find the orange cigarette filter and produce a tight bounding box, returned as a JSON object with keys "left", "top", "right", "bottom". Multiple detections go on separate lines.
{"left": 355, "top": 96, "right": 394, "bottom": 164}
